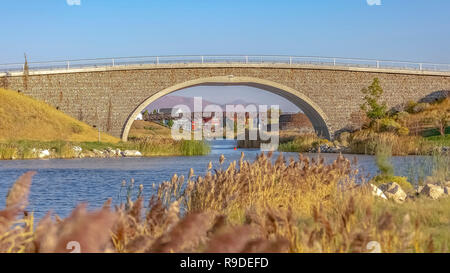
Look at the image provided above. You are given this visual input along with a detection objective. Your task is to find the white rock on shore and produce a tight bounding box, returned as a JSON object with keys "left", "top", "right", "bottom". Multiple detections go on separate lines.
{"left": 73, "top": 146, "right": 82, "bottom": 155}
{"left": 122, "top": 150, "right": 142, "bottom": 157}
{"left": 421, "top": 184, "right": 445, "bottom": 200}
{"left": 444, "top": 186, "right": 450, "bottom": 195}
{"left": 369, "top": 184, "right": 387, "bottom": 200}
{"left": 38, "top": 149, "right": 50, "bottom": 159}
{"left": 379, "top": 182, "right": 407, "bottom": 203}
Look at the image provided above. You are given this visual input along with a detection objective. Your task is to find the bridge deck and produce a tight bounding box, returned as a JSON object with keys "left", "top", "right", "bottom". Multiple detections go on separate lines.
{"left": 1, "top": 55, "right": 450, "bottom": 77}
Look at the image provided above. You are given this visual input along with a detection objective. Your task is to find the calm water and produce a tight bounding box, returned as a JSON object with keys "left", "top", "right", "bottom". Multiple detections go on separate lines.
{"left": 0, "top": 140, "right": 433, "bottom": 219}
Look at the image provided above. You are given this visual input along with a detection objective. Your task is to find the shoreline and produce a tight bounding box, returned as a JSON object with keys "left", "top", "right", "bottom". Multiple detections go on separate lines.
{"left": 1, "top": 148, "right": 445, "bottom": 161}
{"left": 0, "top": 139, "right": 211, "bottom": 160}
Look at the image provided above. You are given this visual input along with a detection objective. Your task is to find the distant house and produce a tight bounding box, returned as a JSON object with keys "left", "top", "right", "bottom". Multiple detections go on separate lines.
{"left": 135, "top": 113, "right": 143, "bottom": 120}
{"left": 157, "top": 107, "right": 183, "bottom": 115}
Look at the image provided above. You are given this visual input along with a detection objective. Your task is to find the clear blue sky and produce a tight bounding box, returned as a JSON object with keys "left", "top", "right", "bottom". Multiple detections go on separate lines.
{"left": 2, "top": 0, "right": 449, "bottom": 63}
{"left": 2, "top": 0, "right": 450, "bottom": 111}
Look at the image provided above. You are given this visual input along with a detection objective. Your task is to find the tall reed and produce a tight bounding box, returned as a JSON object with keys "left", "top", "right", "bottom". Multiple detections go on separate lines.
{"left": 1, "top": 153, "right": 447, "bottom": 253}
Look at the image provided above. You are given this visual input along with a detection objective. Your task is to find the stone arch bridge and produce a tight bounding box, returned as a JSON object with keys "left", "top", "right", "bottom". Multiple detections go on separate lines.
{"left": 1, "top": 56, "right": 449, "bottom": 141}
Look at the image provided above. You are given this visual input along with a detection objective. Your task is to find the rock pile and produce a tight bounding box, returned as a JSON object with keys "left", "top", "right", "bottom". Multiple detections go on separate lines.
{"left": 307, "top": 144, "right": 350, "bottom": 154}
{"left": 371, "top": 181, "right": 450, "bottom": 203}
{"left": 28, "top": 146, "right": 144, "bottom": 159}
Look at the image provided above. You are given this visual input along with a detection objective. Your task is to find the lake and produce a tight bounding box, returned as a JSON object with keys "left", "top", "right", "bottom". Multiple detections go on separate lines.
{"left": 0, "top": 140, "right": 434, "bottom": 219}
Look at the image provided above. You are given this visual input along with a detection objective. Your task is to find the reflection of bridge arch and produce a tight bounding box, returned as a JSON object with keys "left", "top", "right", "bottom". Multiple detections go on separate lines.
{"left": 122, "top": 76, "right": 331, "bottom": 141}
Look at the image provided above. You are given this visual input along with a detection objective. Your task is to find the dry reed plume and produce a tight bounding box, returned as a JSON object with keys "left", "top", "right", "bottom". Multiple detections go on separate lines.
{"left": 0, "top": 153, "right": 444, "bottom": 253}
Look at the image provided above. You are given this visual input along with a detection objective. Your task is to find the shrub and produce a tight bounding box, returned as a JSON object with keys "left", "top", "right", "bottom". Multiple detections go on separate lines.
{"left": 396, "top": 111, "right": 410, "bottom": 124}
{"left": 0, "top": 144, "right": 18, "bottom": 159}
{"left": 312, "top": 138, "right": 331, "bottom": 148}
{"left": 180, "top": 140, "right": 211, "bottom": 156}
{"left": 397, "top": 126, "right": 410, "bottom": 136}
{"left": 372, "top": 175, "right": 414, "bottom": 193}
{"left": 337, "top": 131, "right": 351, "bottom": 146}
{"left": 349, "top": 130, "right": 427, "bottom": 155}
{"left": 372, "top": 143, "right": 414, "bottom": 193}
{"left": 360, "top": 78, "right": 387, "bottom": 123}
{"left": 278, "top": 134, "right": 321, "bottom": 152}
{"left": 375, "top": 142, "right": 394, "bottom": 177}
{"left": 379, "top": 118, "right": 402, "bottom": 133}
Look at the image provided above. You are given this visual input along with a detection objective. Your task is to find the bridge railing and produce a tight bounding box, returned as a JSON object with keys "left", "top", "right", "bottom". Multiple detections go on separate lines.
{"left": 1, "top": 55, "right": 450, "bottom": 74}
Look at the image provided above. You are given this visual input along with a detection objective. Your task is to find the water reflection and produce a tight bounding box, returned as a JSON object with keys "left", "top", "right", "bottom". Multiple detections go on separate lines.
{"left": 0, "top": 140, "right": 433, "bottom": 219}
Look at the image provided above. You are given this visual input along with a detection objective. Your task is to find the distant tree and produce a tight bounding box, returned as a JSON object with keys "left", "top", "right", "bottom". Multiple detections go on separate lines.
{"left": 23, "top": 53, "right": 29, "bottom": 90}
{"left": 106, "top": 97, "right": 112, "bottom": 132}
{"left": 167, "top": 119, "right": 174, "bottom": 128}
{"left": 360, "top": 78, "right": 387, "bottom": 124}
{"left": 142, "top": 110, "right": 150, "bottom": 121}
{"left": 427, "top": 109, "right": 450, "bottom": 136}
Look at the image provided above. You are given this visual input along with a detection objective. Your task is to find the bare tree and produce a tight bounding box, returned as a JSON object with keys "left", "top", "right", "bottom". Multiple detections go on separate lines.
{"left": 106, "top": 97, "right": 113, "bottom": 132}
{"left": 428, "top": 109, "right": 450, "bottom": 136}
{"left": 23, "top": 53, "right": 29, "bottom": 90}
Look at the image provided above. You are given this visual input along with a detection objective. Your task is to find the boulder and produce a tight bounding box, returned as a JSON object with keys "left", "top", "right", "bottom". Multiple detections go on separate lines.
{"left": 379, "top": 182, "right": 407, "bottom": 203}
{"left": 82, "top": 150, "right": 96, "bottom": 158}
{"left": 444, "top": 186, "right": 449, "bottom": 196}
{"left": 420, "top": 184, "right": 445, "bottom": 200}
{"left": 369, "top": 184, "right": 387, "bottom": 200}
{"left": 92, "top": 149, "right": 104, "bottom": 157}
{"left": 122, "top": 150, "right": 142, "bottom": 157}
{"left": 38, "top": 149, "right": 50, "bottom": 159}
{"left": 417, "top": 185, "right": 424, "bottom": 194}
{"left": 104, "top": 148, "right": 117, "bottom": 157}
{"left": 73, "top": 146, "right": 82, "bottom": 156}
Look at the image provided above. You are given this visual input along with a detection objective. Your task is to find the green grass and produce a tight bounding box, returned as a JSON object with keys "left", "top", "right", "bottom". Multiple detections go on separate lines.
{"left": 422, "top": 127, "right": 450, "bottom": 137}
{"left": 0, "top": 139, "right": 211, "bottom": 159}
{"left": 425, "top": 134, "right": 450, "bottom": 146}
{"left": 180, "top": 140, "right": 211, "bottom": 156}
{"left": 278, "top": 134, "right": 326, "bottom": 152}
{"left": 372, "top": 196, "right": 450, "bottom": 251}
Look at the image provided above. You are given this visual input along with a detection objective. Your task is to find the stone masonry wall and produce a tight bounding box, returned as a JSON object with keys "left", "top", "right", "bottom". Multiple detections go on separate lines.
{"left": 4, "top": 66, "right": 450, "bottom": 139}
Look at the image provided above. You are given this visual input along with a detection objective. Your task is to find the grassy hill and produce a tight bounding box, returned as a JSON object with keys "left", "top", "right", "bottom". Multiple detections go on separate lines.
{"left": 128, "top": 120, "right": 172, "bottom": 139}
{"left": 0, "top": 88, "right": 119, "bottom": 143}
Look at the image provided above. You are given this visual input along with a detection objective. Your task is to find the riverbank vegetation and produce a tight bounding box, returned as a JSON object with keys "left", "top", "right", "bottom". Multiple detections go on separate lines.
{"left": 278, "top": 134, "right": 329, "bottom": 152}
{"left": 0, "top": 138, "right": 210, "bottom": 159}
{"left": 279, "top": 79, "right": 449, "bottom": 155}
{"left": 0, "top": 88, "right": 210, "bottom": 159}
{"left": 0, "top": 151, "right": 448, "bottom": 253}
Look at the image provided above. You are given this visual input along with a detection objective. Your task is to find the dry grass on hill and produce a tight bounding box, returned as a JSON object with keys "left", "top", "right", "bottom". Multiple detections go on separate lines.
{"left": 0, "top": 88, "right": 119, "bottom": 143}
{"left": 128, "top": 120, "right": 172, "bottom": 139}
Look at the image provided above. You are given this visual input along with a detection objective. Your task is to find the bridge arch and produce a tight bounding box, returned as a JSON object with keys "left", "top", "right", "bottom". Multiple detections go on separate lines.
{"left": 121, "top": 76, "right": 331, "bottom": 141}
